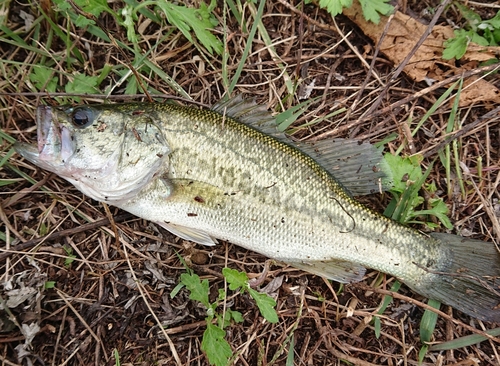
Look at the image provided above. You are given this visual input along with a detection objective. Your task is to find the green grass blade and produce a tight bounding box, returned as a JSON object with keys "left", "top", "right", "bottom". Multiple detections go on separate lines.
{"left": 430, "top": 327, "right": 500, "bottom": 351}
{"left": 227, "top": 0, "right": 266, "bottom": 96}
{"left": 411, "top": 80, "right": 459, "bottom": 136}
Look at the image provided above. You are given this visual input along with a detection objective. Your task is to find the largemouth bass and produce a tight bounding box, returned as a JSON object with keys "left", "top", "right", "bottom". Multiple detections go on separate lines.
{"left": 14, "top": 97, "right": 500, "bottom": 322}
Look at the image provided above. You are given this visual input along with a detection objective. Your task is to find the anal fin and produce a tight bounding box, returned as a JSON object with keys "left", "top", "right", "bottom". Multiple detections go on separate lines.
{"left": 288, "top": 259, "right": 366, "bottom": 283}
{"left": 156, "top": 221, "right": 218, "bottom": 246}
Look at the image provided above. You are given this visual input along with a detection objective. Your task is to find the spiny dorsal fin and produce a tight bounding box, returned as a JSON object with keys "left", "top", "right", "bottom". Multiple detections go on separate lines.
{"left": 212, "top": 95, "right": 284, "bottom": 139}
{"left": 212, "top": 96, "right": 393, "bottom": 196}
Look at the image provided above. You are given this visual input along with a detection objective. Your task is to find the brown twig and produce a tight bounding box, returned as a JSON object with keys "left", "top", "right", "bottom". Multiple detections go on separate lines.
{"left": 0, "top": 213, "right": 133, "bottom": 261}
{"left": 356, "top": 284, "right": 500, "bottom": 344}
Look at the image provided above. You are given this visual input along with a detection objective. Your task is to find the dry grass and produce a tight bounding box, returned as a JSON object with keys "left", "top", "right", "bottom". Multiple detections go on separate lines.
{"left": 1, "top": 0, "right": 500, "bottom": 365}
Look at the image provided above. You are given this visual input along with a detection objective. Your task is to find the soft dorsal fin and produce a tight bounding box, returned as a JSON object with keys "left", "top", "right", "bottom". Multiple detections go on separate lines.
{"left": 294, "top": 139, "right": 394, "bottom": 196}
{"left": 212, "top": 96, "right": 393, "bottom": 196}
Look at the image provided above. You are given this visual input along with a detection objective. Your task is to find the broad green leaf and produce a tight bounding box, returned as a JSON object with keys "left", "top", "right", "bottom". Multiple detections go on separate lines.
{"left": 180, "top": 272, "right": 210, "bottom": 308}
{"left": 318, "top": 0, "right": 352, "bottom": 17}
{"left": 359, "top": 0, "right": 393, "bottom": 24}
{"left": 202, "top": 323, "right": 232, "bottom": 366}
{"left": 156, "top": 1, "right": 222, "bottom": 55}
{"left": 228, "top": 310, "right": 243, "bottom": 323}
{"left": 248, "top": 288, "right": 278, "bottom": 323}
{"left": 384, "top": 153, "right": 423, "bottom": 193}
{"left": 74, "top": 14, "right": 95, "bottom": 27}
{"left": 222, "top": 267, "right": 248, "bottom": 291}
{"left": 470, "top": 31, "right": 489, "bottom": 46}
{"left": 484, "top": 11, "right": 500, "bottom": 29}
{"left": 412, "top": 198, "right": 453, "bottom": 229}
{"left": 73, "top": 0, "right": 113, "bottom": 17}
{"left": 443, "top": 30, "right": 470, "bottom": 60}
{"left": 217, "top": 309, "right": 243, "bottom": 328}
{"left": 29, "top": 66, "right": 58, "bottom": 93}
{"left": 65, "top": 73, "right": 100, "bottom": 94}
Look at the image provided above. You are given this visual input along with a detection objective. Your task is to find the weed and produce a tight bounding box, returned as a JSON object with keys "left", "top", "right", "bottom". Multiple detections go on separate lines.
{"left": 443, "top": 2, "right": 500, "bottom": 60}
{"left": 315, "top": 0, "right": 393, "bottom": 24}
{"left": 171, "top": 265, "right": 278, "bottom": 366}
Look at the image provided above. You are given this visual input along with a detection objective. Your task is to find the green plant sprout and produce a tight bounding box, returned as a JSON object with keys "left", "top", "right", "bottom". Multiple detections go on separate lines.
{"left": 171, "top": 266, "right": 278, "bottom": 366}
{"left": 314, "top": 0, "right": 394, "bottom": 24}
{"left": 443, "top": 2, "right": 500, "bottom": 60}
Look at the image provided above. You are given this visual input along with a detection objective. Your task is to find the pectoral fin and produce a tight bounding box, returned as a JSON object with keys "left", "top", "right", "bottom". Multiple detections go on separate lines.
{"left": 288, "top": 259, "right": 366, "bottom": 283}
{"left": 157, "top": 221, "right": 218, "bottom": 246}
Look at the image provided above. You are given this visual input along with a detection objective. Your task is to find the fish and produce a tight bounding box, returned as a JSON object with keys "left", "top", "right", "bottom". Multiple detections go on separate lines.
{"left": 14, "top": 96, "right": 500, "bottom": 322}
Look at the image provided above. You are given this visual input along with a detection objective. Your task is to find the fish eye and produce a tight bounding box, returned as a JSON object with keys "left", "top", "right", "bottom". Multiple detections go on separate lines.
{"left": 71, "top": 108, "right": 93, "bottom": 128}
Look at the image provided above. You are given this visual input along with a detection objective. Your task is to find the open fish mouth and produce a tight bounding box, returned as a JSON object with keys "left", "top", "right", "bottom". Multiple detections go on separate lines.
{"left": 37, "top": 106, "right": 60, "bottom": 158}
{"left": 14, "top": 105, "right": 74, "bottom": 168}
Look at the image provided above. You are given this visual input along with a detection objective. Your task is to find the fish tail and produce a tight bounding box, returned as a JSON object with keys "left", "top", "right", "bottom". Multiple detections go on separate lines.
{"left": 408, "top": 233, "right": 500, "bottom": 322}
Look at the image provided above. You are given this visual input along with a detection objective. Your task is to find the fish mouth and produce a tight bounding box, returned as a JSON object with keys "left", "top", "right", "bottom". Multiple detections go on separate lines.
{"left": 15, "top": 106, "right": 74, "bottom": 169}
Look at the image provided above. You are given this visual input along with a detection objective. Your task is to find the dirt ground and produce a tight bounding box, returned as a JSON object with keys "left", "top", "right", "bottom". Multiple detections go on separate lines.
{"left": 1, "top": 0, "right": 500, "bottom": 365}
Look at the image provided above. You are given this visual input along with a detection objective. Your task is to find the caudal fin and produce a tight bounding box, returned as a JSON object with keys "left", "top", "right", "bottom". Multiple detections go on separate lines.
{"left": 410, "top": 233, "right": 500, "bottom": 322}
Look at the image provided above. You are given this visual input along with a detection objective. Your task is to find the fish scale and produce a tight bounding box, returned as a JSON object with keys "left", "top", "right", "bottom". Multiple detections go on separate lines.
{"left": 14, "top": 98, "right": 500, "bottom": 322}
{"left": 123, "top": 104, "right": 443, "bottom": 283}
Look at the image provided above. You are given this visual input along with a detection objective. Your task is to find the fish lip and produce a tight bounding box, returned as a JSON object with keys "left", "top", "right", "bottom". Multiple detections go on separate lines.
{"left": 13, "top": 141, "right": 39, "bottom": 163}
{"left": 37, "top": 105, "right": 60, "bottom": 156}
{"left": 14, "top": 105, "right": 66, "bottom": 169}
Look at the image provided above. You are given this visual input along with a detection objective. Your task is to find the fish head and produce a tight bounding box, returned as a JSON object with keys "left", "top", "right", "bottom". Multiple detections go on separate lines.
{"left": 14, "top": 104, "right": 170, "bottom": 205}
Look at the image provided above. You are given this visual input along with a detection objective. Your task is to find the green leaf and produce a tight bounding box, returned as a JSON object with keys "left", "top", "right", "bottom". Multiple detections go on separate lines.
{"left": 412, "top": 198, "right": 453, "bottom": 229}
{"left": 52, "top": 0, "right": 72, "bottom": 12}
{"left": 217, "top": 309, "right": 243, "bottom": 328}
{"left": 384, "top": 154, "right": 422, "bottom": 193}
{"left": 113, "top": 348, "right": 121, "bottom": 366}
{"left": 202, "top": 323, "right": 233, "bottom": 366}
{"left": 44, "top": 281, "right": 56, "bottom": 289}
{"left": 359, "top": 0, "right": 393, "bottom": 24}
{"left": 74, "top": 14, "right": 95, "bottom": 27}
{"left": 286, "top": 334, "right": 295, "bottom": 366}
{"left": 418, "top": 345, "right": 428, "bottom": 364}
{"left": 121, "top": 5, "right": 139, "bottom": 44}
{"left": 170, "top": 283, "right": 184, "bottom": 299}
{"left": 443, "top": 30, "right": 470, "bottom": 60}
{"left": 222, "top": 267, "right": 248, "bottom": 291}
{"left": 73, "top": 0, "right": 113, "bottom": 17}
{"left": 156, "top": 1, "right": 222, "bottom": 55}
{"left": 29, "top": 66, "right": 58, "bottom": 93}
{"left": 248, "top": 288, "right": 278, "bottom": 323}
{"left": 180, "top": 272, "right": 210, "bottom": 308}
{"left": 455, "top": 2, "right": 482, "bottom": 31}
{"left": 65, "top": 73, "right": 100, "bottom": 94}
{"left": 484, "top": 11, "right": 500, "bottom": 32}
{"left": 318, "top": 0, "right": 352, "bottom": 17}
{"left": 420, "top": 299, "right": 440, "bottom": 343}
{"left": 0, "top": 179, "right": 20, "bottom": 187}
{"left": 228, "top": 309, "right": 244, "bottom": 323}
{"left": 430, "top": 327, "right": 500, "bottom": 351}
{"left": 470, "top": 31, "right": 489, "bottom": 46}
{"left": 276, "top": 99, "right": 312, "bottom": 132}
